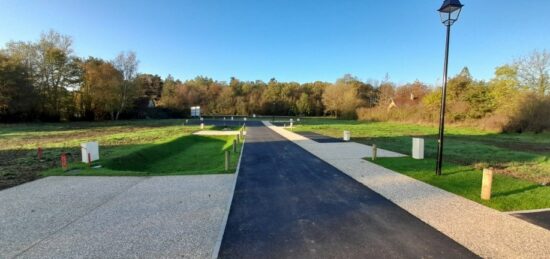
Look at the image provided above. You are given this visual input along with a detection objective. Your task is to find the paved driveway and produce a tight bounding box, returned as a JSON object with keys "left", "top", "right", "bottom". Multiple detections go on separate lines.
{"left": 0, "top": 175, "right": 233, "bottom": 258}
{"left": 218, "top": 124, "right": 477, "bottom": 258}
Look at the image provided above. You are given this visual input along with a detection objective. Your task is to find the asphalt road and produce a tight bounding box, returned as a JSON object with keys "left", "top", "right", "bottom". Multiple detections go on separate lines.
{"left": 219, "top": 123, "right": 478, "bottom": 258}
{"left": 512, "top": 211, "right": 550, "bottom": 230}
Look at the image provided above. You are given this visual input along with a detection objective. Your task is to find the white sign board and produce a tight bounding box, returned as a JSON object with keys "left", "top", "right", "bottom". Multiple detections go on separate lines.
{"left": 190, "top": 106, "right": 201, "bottom": 117}
{"left": 81, "top": 141, "right": 99, "bottom": 162}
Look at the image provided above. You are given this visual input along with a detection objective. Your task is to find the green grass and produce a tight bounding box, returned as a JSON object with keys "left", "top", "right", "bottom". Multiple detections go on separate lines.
{"left": 371, "top": 157, "right": 550, "bottom": 211}
{"left": 294, "top": 118, "right": 549, "bottom": 211}
{"left": 0, "top": 119, "right": 244, "bottom": 189}
{"left": 296, "top": 118, "right": 550, "bottom": 185}
{"left": 44, "top": 134, "right": 242, "bottom": 176}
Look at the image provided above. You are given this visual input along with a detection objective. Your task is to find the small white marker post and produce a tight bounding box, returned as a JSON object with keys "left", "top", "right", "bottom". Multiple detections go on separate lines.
{"left": 343, "top": 131, "right": 351, "bottom": 141}
{"left": 200, "top": 123, "right": 204, "bottom": 129}
{"left": 481, "top": 168, "right": 493, "bottom": 200}
{"left": 412, "top": 138, "right": 424, "bottom": 159}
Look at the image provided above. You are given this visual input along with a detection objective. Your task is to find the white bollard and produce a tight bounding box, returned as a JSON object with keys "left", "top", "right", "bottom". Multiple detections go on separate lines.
{"left": 412, "top": 138, "right": 424, "bottom": 159}
{"left": 200, "top": 123, "right": 204, "bottom": 129}
{"left": 343, "top": 131, "right": 351, "bottom": 141}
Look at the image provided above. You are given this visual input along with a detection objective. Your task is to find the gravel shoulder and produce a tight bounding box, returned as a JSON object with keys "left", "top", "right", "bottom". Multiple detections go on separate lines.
{"left": 265, "top": 121, "right": 550, "bottom": 259}
{"left": 0, "top": 175, "right": 234, "bottom": 258}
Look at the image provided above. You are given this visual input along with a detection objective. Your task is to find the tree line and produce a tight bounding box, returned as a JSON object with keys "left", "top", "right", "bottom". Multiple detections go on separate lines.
{"left": 1, "top": 31, "right": 548, "bottom": 132}
{"left": 359, "top": 51, "right": 550, "bottom": 133}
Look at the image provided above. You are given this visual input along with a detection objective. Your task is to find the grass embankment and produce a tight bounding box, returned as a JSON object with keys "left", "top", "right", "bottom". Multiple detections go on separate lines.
{"left": 0, "top": 119, "right": 243, "bottom": 189}
{"left": 296, "top": 118, "right": 550, "bottom": 211}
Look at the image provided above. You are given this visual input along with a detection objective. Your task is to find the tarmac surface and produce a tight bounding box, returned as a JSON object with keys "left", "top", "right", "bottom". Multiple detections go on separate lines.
{"left": 512, "top": 210, "right": 550, "bottom": 230}
{"left": 218, "top": 123, "right": 477, "bottom": 258}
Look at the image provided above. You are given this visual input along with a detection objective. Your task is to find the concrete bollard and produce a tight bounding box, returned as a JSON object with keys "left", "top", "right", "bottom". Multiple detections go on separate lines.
{"left": 233, "top": 139, "right": 237, "bottom": 153}
{"left": 225, "top": 150, "right": 230, "bottom": 171}
{"left": 481, "top": 168, "right": 493, "bottom": 200}
{"left": 200, "top": 123, "right": 204, "bottom": 129}
{"left": 412, "top": 137, "right": 424, "bottom": 159}
{"left": 372, "top": 144, "right": 377, "bottom": 161}
{"left": 343, "top": 130, "right": 351, "bottom": 141}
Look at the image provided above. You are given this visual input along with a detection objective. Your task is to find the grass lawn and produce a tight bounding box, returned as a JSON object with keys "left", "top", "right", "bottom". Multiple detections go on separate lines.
{"left": 0, "top": 119, "right": 243, "bottom": 190}
{"left": 372, "top": 157, "right": 550, "bottom": 211}
{"left": 295, "top": 118, "right": 549, "bottom": 211}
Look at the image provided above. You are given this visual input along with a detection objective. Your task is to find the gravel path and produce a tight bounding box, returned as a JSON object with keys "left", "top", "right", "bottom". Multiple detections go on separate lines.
{"left": 0, "top": 175, "right": 234, "bottom": 258}
{"left": 265, "top": 122, "right": 550, "bottom": 259}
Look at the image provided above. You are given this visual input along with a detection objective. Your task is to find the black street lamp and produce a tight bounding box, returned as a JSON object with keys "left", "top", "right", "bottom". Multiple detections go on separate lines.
{"left": 436, "top": 0, "right": 463, "bottom": 176}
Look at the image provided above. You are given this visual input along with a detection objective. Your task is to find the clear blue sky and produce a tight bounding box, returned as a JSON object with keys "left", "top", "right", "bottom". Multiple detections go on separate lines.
{"left": 1, "top": 0, "right": 549, "bottom": 85}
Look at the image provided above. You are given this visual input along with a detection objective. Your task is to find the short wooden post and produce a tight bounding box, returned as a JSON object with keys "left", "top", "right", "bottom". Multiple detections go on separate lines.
{"left": 225, "top": 150, "right": 230, "bottom": 171}
{"left": 61, "top": 153, "right": 68, "bottom": 170}
{"left": 372, "top": 144, "right": 377, "bottom": 161}
{"left": 37, "top": 147, "right": 43, "bottom": 160}
{"left": 481, "top": 168, "right": 493, "bottom": 200}
{"left": 236, "top": 134, "right": 240, "bottom": 144}
{"left": 233, "top": 139, "right": 237, "bottom": 153}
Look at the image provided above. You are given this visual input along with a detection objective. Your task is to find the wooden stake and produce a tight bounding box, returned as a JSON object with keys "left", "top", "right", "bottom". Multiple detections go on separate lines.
{"left": 481, "top": 168, "right": 493, "bottom": 200}
{"left": 225, "top": 150, "right": 230, "bottom": 171}
{"left": 372, "top": 144, "right": 377, "bottom": 161}
{"left": 61, "top": 153, "right": 68, "bottom": 170}
{"left": 233, "top": 139, "right": 237, "bottom": 153}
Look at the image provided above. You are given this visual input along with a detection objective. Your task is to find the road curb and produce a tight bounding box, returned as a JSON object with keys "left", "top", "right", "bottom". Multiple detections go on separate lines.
{"left": 211, "top": 135, "right": 246, "bottom": 259}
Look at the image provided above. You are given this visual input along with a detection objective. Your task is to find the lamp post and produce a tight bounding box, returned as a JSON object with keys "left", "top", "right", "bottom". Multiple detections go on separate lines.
{"left": 436, "top": 0, "right": 463, "bottom": 176}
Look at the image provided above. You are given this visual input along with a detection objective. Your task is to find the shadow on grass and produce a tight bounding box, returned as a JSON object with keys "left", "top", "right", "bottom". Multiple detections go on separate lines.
{"left": 103, "top": 135, "right": 234, "bottom": 174}
{"left": 492, "top": 185, "right": 542, "bottom": 198}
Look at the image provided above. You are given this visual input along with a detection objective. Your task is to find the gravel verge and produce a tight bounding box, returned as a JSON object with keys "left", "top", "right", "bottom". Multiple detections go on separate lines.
{"left": 0, "top": 175, "right": 234, "bottom": 259}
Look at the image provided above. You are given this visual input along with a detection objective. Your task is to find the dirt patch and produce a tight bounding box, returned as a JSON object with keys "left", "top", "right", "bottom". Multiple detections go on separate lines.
{"left": 0, "top": 148, "right": 80, "bottom": 191}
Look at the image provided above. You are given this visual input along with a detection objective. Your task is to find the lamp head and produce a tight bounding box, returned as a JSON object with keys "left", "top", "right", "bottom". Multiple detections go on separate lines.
{"left": 438, "top": 0, "right": 464, "bottom": 26}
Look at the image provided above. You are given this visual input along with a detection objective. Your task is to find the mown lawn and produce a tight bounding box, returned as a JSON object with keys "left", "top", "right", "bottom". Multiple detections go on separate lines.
{"left": 0, "top": 119, "right": 243, "bottom": 189}
{"left": 295, "top": 118, "right": 549, "bottom": 211}
{"left": 372, "top": 157, "right": 550, "bottom": 211}
{"left": 296, "top": 118, "right": 550, "bottom": 185}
